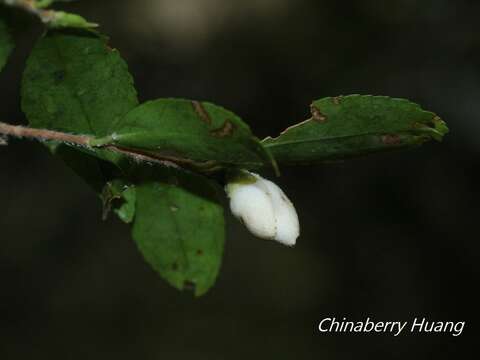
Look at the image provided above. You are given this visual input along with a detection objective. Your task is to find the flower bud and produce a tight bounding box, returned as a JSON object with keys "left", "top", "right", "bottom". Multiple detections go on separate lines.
{"left": 225, "top": 171, "right": 300, "bottom": 246}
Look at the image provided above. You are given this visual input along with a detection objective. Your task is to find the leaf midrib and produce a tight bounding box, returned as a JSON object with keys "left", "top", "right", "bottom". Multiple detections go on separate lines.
{"left": 263, "top": 128, "right": 437, "bottom": 148}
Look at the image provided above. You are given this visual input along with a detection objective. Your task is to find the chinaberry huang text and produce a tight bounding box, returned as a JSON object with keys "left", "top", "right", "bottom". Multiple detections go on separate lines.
{"left": 318, "top": 318, "right": 465, "bottom": 337}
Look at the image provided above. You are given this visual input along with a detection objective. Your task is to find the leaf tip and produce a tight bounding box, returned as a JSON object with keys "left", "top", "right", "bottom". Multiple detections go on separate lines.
{"left": 431, "top": 115, "right": 450, "bottom": 141}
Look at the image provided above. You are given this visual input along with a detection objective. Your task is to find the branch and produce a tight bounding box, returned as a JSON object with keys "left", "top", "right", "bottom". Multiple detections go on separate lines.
{"left": 1, "top": 0, "right": 56, "bottom": 23}
{"left": 0, "top": 121, "right": 92, "bottom": 145}
{"left": 0, "top": 121, "right": 180, "bottom": 169}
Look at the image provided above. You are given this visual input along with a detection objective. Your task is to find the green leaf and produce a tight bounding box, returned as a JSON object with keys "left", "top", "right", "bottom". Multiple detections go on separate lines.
{"left": 92, "top": 99, "right": 275, "bottom": 172}
{"left": 0, "top": 17, "right": 14, "bottom": 72}
{"left": 22, "top": 30, "right": 138, "bottom": 136}
{"left": 20, "top": 31, "right": 276, "bottom": 174}
{"left": 132, "top": 169, "right": 225, "bottom": 296}
{"left": 21, "top": 30, "right": 227, "bottom": 295}
{"left": 263, "top": 95, "right": 449, "bottom": 165}
{"left": 21, "top": 30, "right": 139, "bottom": 188}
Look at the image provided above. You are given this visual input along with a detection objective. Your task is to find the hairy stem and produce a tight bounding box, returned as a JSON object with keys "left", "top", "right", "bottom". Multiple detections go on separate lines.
{"left": 0, "top": 121, "right": 180, "bottom": 168}
{"left": 0, "top": 121, "right": 92, "bottom": 145}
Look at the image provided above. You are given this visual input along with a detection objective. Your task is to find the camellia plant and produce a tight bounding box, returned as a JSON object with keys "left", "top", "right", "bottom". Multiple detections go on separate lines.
{"left": 0, "top": 0, "right": 449, "bottom": 295}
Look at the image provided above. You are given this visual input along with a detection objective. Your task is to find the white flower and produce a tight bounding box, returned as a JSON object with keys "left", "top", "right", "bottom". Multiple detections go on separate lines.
{"left": 225, "top": 171, "right": 300, "bottom": 246}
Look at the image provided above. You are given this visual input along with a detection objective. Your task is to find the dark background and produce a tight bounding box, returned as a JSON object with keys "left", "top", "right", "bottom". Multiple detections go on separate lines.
{"left": 0, "top": 0, "right": 477, "bottom": 358}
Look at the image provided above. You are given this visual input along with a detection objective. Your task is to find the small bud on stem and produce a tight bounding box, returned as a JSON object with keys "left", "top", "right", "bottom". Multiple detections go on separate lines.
{"left": 225, "top": 170, "right": 300, "bottom": 246}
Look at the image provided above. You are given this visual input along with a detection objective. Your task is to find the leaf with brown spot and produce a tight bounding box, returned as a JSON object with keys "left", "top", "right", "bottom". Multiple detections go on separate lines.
{"left": 263, "top": 95, "right": 449, "bottom": 165}
{"left": 381, "top": 134, "right": 402, "bottom": 146}
{"left": 98, "top": 98, "right": 274, "bottom": 171}
{"left": 210, "top": 120, "right": 236, "bottom": 138}
{"left": 191, "top": 100, "right": 212, "bottom": 125}
{"left": 311, "top": 104, "right": 327, "bottom": 123}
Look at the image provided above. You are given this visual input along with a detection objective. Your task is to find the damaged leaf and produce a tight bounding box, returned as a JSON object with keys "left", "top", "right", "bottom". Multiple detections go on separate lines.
{"left": 92, "top": 99, "right": 275, "bottom": 172}
{"left": 263, "top": 95, "right": 449, "bottom": 165}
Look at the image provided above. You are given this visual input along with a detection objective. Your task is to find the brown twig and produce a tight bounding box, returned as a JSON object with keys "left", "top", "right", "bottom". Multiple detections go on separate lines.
{"left": 0, "top": 121, "right": 92, "bottom": 145}
{"left": 0, "top": 121, "right": 180, "bottom": 169}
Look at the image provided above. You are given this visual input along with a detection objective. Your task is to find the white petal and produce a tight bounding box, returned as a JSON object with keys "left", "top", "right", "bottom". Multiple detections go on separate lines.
{"left": 226, "top": 171, "right": 300, "bottom": 246}
{"left": 227, "top": 182, "right": 276, "bottom": 240}
{"left": 261, "top": 178, "right": 300, "bottom": 246}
